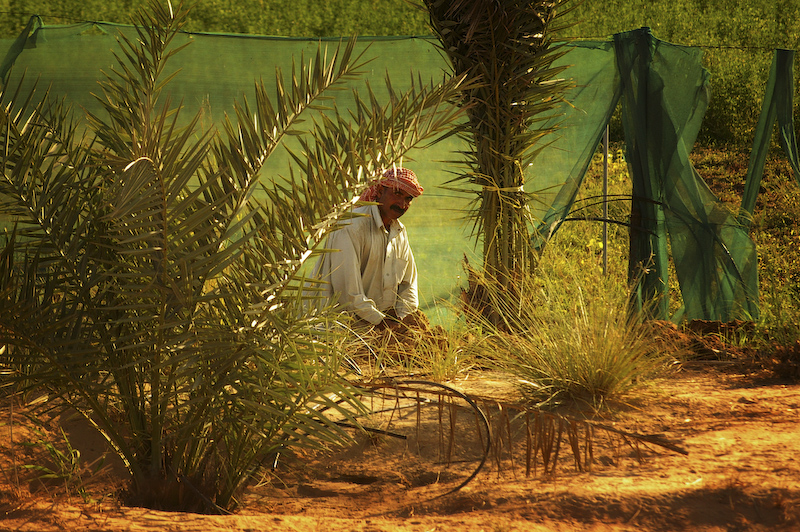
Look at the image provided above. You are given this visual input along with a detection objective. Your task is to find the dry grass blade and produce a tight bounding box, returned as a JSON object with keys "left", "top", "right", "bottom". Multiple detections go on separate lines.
{"left": 503, "top": 407, "right": 517, "bottom": 478}
{"left": 587, "top": 421, "right": 689, "bottom": 456}
{"left": 447, "top": 400, "right": 457, "bottom": 465}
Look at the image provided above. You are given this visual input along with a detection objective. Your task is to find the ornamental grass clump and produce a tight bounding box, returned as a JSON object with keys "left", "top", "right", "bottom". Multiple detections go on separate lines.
{"left": 339, "top": 315, "right": 483, "bottom": 382}
{"left": 472, "top": 236, "right": 675, "bottom": 410}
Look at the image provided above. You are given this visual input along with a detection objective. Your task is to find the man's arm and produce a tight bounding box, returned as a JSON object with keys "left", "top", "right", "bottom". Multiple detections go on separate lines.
{"left": 325, "top": 227, "right": 385, "bottom": 325}
{"left": 392, "top": 241, "right": 419, "bottom": 320}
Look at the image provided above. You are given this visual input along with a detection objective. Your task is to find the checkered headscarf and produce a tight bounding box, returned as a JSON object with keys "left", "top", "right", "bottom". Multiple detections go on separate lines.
{"left": 360, "top": 167, "right": 424, "bottom": 202}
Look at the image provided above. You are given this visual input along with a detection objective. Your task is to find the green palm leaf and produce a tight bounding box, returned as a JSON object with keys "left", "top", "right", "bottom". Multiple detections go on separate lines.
{"left": 0, "top": 0, "right": 469, "bottom": 513}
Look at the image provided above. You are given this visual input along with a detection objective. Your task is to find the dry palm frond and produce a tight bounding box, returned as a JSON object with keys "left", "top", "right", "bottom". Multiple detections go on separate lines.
{"left": 351, "top": 378, "right": 686, "bottom": 497}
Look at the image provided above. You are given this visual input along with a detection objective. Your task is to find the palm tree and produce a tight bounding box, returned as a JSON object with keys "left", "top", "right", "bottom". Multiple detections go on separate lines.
{"left": 0, "top": 0, "right": 467, "bottom": 512}
{"left": 422, "top": 0, "right": 575, "bottom": 326}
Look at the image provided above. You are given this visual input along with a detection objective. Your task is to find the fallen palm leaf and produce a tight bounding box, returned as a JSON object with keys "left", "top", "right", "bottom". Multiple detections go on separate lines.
{"left": 346, "top": 378, "right": 688, "bottom": 497}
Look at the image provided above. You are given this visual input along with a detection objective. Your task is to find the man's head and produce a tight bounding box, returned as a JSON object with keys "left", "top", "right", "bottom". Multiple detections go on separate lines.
{"left": 377, "top": 184, "right": 415, "bottom": 224}
{"left": 362, "top": 167, "right": 423, "bottom": 226}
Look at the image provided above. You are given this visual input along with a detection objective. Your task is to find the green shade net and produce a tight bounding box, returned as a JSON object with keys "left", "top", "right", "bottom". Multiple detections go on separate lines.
{"left": 0, "top": 21, "right": 785, "bottom": 323}
{"left": 530, "top": 38, "right": 621, "bottom": 240}
{"left": 741, "top": 49, "right": 800, "bottom": 222}
{"left": 613, "top": 28, "right": 759, "bottom": 321}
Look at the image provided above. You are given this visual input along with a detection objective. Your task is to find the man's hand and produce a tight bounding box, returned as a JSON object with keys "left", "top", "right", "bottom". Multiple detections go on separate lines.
{"left": 375, "top": 317, "right": 401, "bottom": 331}
{"left": 375, "top": 310, "right": 406, "bottom": 332}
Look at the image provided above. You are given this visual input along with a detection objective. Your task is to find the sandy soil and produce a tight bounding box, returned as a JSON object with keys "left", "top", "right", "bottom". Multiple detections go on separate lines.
{"left": 1, "top": 362, "right": 798, "bottom": 532}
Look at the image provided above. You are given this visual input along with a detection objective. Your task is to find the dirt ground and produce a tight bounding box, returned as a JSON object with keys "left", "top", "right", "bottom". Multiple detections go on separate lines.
{"left": 1, "top": 351, "right": 799, "bottom": 532}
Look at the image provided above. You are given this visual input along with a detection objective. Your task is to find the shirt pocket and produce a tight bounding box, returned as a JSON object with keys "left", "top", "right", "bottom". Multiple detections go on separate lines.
{"left": 386, "top": 241, "right": 409, "bottom": 290}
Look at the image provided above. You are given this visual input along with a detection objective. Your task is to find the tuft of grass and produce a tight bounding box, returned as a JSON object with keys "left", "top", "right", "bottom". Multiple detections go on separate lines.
{"left": 406, "top": 321, "right": 484, "bottom": 382}
{"left": 341, "top": 314, "right": 483, "bottom": 382}
{"left": 498, "top": 298, "right": 674, "bottom": 410}
{"left": 466, "top": 230, "right": 679, "bottom": 410}
{"left": 20, "top": 414, "right": 110, "bottom": 504}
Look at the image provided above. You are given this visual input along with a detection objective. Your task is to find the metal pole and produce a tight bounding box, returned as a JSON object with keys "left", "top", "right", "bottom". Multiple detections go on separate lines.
{"left": 603, "top": 124, "right": 609, "bottom": 276}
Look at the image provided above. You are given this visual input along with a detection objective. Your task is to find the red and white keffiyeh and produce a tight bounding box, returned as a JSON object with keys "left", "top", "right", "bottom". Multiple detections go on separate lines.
{"left": 360, "top": 167, "right": 424, "bottom": 202}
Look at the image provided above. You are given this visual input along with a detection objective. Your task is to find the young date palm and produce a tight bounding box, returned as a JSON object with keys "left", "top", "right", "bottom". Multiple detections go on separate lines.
{"left": 0, "top": 1, "right": 467, "bottom": 512}
{"left": 422, "top": 0, "right": 575, "bottom": 326}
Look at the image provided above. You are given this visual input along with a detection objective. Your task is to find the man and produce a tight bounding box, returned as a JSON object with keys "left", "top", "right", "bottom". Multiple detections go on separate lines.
{"left": 313, "top": 167, "right": 423, "bottom": 331}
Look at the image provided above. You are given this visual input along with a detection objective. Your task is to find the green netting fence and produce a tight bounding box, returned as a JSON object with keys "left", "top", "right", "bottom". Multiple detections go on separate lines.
{"left": 2, "top": 20, "right": 798, "bottom": 323}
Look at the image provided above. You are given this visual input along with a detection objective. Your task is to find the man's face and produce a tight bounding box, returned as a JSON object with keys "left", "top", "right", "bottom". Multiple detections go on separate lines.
{"left": 377, "top": 186, "right": 414, "bottom": 224}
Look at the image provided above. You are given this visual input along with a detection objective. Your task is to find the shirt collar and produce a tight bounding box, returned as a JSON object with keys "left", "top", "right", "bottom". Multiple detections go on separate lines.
{"left": 368, "top": 204, "right": 404, "bottom": 234}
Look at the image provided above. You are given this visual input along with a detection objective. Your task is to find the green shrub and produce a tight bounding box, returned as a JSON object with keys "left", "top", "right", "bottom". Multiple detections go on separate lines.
{"left": 0, "top": 0, "right": 466, "bottom": 512}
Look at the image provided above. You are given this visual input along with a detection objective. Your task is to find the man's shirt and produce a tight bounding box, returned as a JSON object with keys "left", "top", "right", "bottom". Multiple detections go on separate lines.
{"left": 313, "top": 204, "right": 418, "bottom": 325}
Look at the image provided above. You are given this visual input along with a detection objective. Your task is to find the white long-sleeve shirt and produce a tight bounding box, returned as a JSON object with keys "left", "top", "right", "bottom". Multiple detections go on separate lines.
{"left": 313, "top": 204, "right": 418, "bottom": 325}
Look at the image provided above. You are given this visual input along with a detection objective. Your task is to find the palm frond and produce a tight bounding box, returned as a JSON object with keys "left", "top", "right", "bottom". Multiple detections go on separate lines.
{"left": 0, "top": 0, "right": 470, "bottom": 513}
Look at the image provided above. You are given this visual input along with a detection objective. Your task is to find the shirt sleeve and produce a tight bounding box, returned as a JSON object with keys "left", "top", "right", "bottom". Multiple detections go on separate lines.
{"left": 393, "top": 237, "right": 419, "bottom": 320}
{"left": 325, "top": 226, "right": 385, "bottom": 325}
